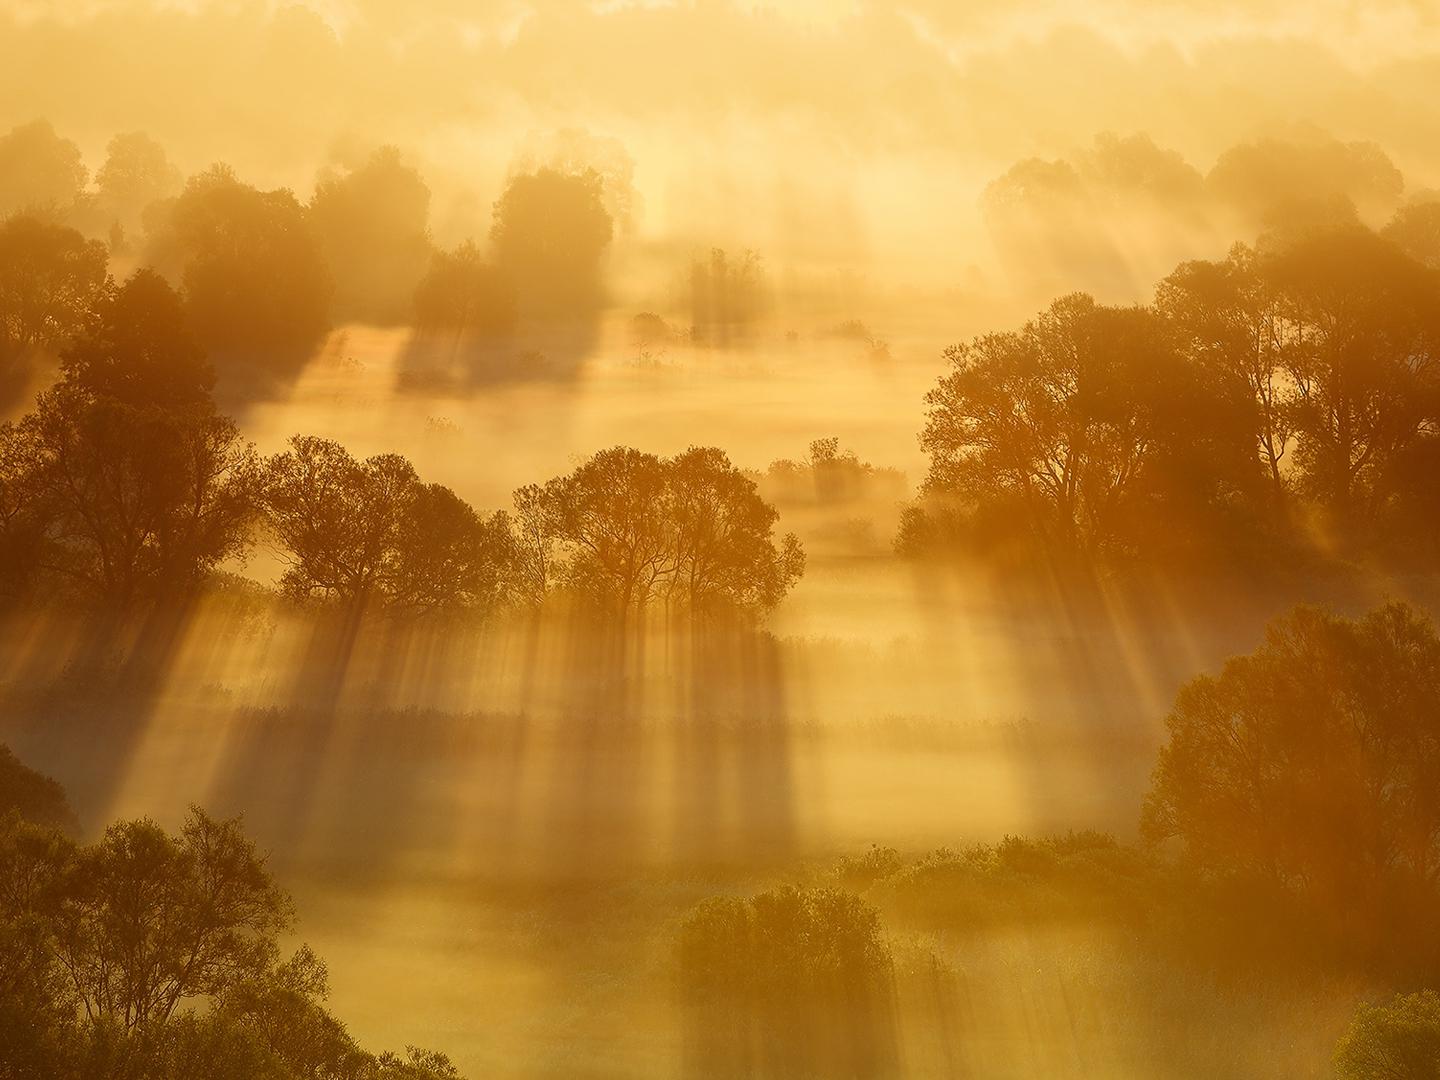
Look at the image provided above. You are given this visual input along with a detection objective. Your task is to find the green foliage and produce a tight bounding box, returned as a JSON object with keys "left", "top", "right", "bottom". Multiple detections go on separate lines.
{"left": 1335, "top": 990, "right": 1440, "bottom": 1080}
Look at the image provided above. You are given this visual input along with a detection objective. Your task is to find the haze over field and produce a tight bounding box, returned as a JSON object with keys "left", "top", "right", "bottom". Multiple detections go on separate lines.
{"left": 5, "top": 3, "right": 1440, "bottom": 1078}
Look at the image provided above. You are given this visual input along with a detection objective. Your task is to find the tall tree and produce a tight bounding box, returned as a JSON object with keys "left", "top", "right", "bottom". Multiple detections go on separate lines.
{"left": 259, "top": 435, "right": 511, "bottom": 614}
{"left": 1143, "top": 602, "right": 1440, "bottom": 951}
{"left": 61, "top": 268, "right": 213, "bottom": 409}
{"left": 147, "top": 165, "right": 332, "bottom": 395}
{"left": 490, "top": 168, "right": 612, "bottom": 318}
{"left": 0, "top": 214, "right": 109, "bottom": 362}
{"left": 0, "top": 120, "right": 87, "bottom": 220}
{"left": 1265, "top": 228, "right": 1440, "bottom": 533}
{"left": 14, "top": 385, "right": 256, "bottom": 610}
{"left": 309, "top": 147, "right": 432, "bottom": 324}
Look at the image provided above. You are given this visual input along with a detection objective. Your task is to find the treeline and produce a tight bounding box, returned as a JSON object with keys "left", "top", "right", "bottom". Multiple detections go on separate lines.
{"left": 0, "top": 120, "right": 618, "bottom": 397}
{"left": 0, "top": 271, "right": 803, "bottom": 618}
{"left": 902, "top": 220, "right": 1440, "bottom": 574}
{"left": 0, "top": 753, "right": 465, "bottom": 1080}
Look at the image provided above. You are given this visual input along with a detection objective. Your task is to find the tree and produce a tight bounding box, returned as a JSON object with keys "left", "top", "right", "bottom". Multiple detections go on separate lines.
{"left": 519, "top": 446, "right": 804, "bottom": 615}
{"left": 677, "top": 886, "right": 895, "bottom": 1079}
{"left": 12, "top": 385, "right": 256, "bottom": 610}
{"left": 0, "top": 214, "right": 110, "bottom": 362}
{"left": 1157, "top": 245, "right": 1292, "bottom": 507}
{"left": 1263, "top": 228, "right": 1440, "bottom": 533}
{"left": 0, "top": 743, "right": 77, "bottom": 833}
{"left": 0, "top": 120, "right": 87, "bottom": 219}
{"left": 918, "top": 293, "right": 1250, "bottom": 560}
{"left": 61, "top": 268, "right": 213, "bottom": 409}
{"left": 147, "top": 166, "right": 332, "bottom": 395}
{"left": 490, "top": 168, "right": 612, "bottom": 318}
{"left": 688, "top": 248, "right": 768, "bottom": 346}
{"left": 93, "top": 131, "right": 182, "bottom": 249}
{"left": 309, "top": 147, "right": 432, "bottom": 324}
{"left": 1382, "top": 201, "right": 1440, "bottom": 269}
{"left": 667, "top": 446, "right": 805, "bottom": 611}
{"left": 1335, "top": 991, "right": 1440, "bottom": 1080}
{"left": 1143, "top": 603, "right": 1440, "bottom": 955}
{"left": 259, "top": 435, "right": 511, "bottom": 614}
{"left": 412, "top": 241, "right": 516, "bottom": 340}
{"left": 0, "top": 801, "right": 471, "bottom": 1079}
{"left": 50, "top": 810, "right": 290, "bottom": 1030}
{"left": 1207, "top": 136, "right": 1404, "bottom": 230}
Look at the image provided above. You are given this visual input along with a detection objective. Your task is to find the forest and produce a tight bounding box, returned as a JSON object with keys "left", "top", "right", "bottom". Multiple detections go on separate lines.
{"left": 5, "top": 2, "right": 1440, "bottom": 1078}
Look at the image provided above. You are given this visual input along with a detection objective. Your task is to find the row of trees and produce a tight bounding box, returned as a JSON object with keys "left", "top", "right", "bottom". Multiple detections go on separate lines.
{"left": 903, "top": 224, "right": 1440, "bottom": 569}
{"left": 0, "top": 270, "right": 802, "bottom": 617}
{"left": 0, "top": 120, "right": 618, "bottom": 396}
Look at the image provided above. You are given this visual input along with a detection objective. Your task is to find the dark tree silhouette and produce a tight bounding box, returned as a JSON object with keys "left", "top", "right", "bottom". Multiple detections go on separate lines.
{"left": 918, "top": 293, "right": 1254, "bottom": 560}
{"left": 0, "top": 743, "right": 77, "bottom": 833}
{"left": 1143, "top": 603, "right": 1440, "bottom": 959}
{"left": 0, "top": 214, "right": 109, "bottom": 363}
{"left": 310, "top": 147, "right": 432, "bottom": 324}
{"left": 413, "top": 241, "right": 516, "bottom": 339}
{"left": 0, "top": 803, "right": 465, "bottom": 1079}
{"left": 259, "top": 435, "right": 512, "bottom": 615}
{"left": 1264, "top": 228, "right": 1440, "bottom": 534}
{"left": 519, "top": 446, "right": 804, "bottom": 615}
{"left": 1157, "top": 245, "right": 1292, "bottom": 508}
{"left": 61, "top": 268, "right": 213, "bottom": 409}
{"left": 146, "top": 165, "right": 332, "bottom": 396}
{"left": 9, "top": 385, "right": 255, "bottom": 610}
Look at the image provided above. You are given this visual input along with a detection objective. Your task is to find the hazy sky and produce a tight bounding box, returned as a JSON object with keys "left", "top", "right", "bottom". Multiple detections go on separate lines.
{"left": 9, "top": 0, "right": 1440, "bottom": 293}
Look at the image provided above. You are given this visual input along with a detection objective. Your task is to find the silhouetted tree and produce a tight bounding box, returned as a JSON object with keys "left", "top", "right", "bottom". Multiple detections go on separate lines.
{"left": 918, "top": 293, "right": 1252, "bottom": 561}
{"left": 0, "top": 743, "right": 77, "bottom": 833}
{"left": 1143, "top": 603, "right": 1440, "bottom": 962}
{"left": 491, "top": 167, "right": 612, "bottom": 318}
{"left": 310, "top": 147, "right": 432, "bottom": 324}
{"left": 0, "top": 802, "right": 468, "bottom": 1079}
{"left": 9, "top": 384, "right": 255, "bottom": 610}
{"left": 1264, "top": 228, "right": 1440, "bottom": 535}
{"left": 668, "top": 446, "right": 806, "bottom": 611}
{"left": 0, "top": 214, "right": 110, "bottom": 363}
{"left": 1334, "top": 990, "right": 1440, "bottom": 1080}
{"left": 147, "top": 166, "right": 332, "bottom": 396}
{"left": 259, "top": 435, "right": 511, "bottom": 615}
{"left": 520, "top": 446, "right": 803, "bottom": 615}
{"left": 0, "top": 120, "right": 87, "bottom": 219}
{"left": 413, "top": 242, "right": 515, "bottom": 336}
{"left": 93, "top": 131, "right": 182, "bottom": 251}
{"left": 61, "top": 268, "right": 213, "bottom": 409}
{"left": 1157, "top": 245, "right": 1292, "bottom": 508}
